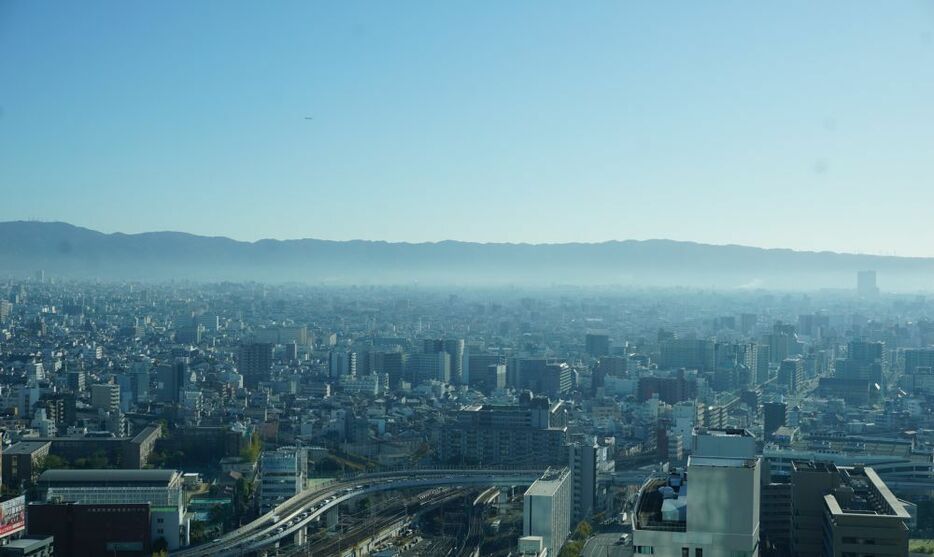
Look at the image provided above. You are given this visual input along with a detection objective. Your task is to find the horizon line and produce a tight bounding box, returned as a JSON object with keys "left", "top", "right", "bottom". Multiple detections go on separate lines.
{"left": 1, "top": 219, "right": 920, "bottom": 260}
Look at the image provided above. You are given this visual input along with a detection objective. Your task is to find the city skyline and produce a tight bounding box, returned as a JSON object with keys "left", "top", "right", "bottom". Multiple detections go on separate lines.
{"left": 3, "top": 2, "right": 934, "bottom": 255}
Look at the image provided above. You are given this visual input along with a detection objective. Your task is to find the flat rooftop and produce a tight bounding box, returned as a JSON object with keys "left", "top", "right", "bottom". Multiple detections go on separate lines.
{"left": 4, "top": 441, "right": 51, "bottom": 455}
{"left": 689, "top": 455, "right": 759, "bottom": 468}
{"left": 634, "top": 474, "right": 687, "bottom": 533}
{"left": 524, "top": 468, "right": 569, "bottom": 497}
{"left": 38, "top": 469, "right": 180, "bottom": 487}
{"left": 825, "top": 466, "right": 911, "bottom": 519}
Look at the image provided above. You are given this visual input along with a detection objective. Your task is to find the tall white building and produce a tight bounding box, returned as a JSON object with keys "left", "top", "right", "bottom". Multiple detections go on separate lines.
{"left": 523, "top": 467, "right": 572, "bottom": 557}
{"left": 633, "top": 429, "right": 761, "bottom": 557}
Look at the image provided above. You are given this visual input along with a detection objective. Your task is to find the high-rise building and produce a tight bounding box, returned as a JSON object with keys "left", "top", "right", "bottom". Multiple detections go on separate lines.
{"left": 904, "top": 348, "right": 934, "bottom": 374}
{"left": 585, "top": 332, "right": 610, "bottom": 358}
{"left": 464, "top": 352, "right": 506, "bottom": 386}
{"left": 522, "top": 467, "right": 572, "bottom": 557}
{"left": 0, "top": 300, "right": 12, "bottom": 324}
{"left": 857, "top": 270, "right": 879, "bottom": 297}
{"left": 763, "top": 401, "right": 787, "bottom": 440}
{"left": 470, "top": 363, "right": 506, "bottom": 394}
{"left": 568, "top": 439, "right": 597, "bottom": 523}
{"left": 423, "top": 339, "right": 465, "bottom": 384}
{"left": 239, "top": 343, "right": 273, "bottom": 388}
{"left": 259, "top": 447, "right": 307, "bottom": 513}
{"left": 156, "top": 359, "right": 190, "bottom": 403}
{"left": 539, "top": 362, "right": 573, "bottom": 399}
{"left": 407, "top": 352, "right": 450, "bottom": 384}
{"left": 778, "top": 358, "right": 805, "bottom": 394}
{"left": 381, "top": 352, "right": 408, "bottom": 387}
{"left": 440, "top": 397, "right": 568, "bottom": 467}
{"left": 597, "top": 356, "right": 628, "bottom": 377}
{"left": 788, "top": 461, "right": 909, "bottom": 557}
{"left": 714, "top": 342, "right": 758, "bottom": 391}
{"left": 633, "top": 429, "right": 761, "bottom": 557}
{"left": 840, "top": 340, "right": 887, "bottom": 385}
{"left": 658, "top": 338, "right": 716, "bottom": 371}
{"left": 174, "top": 325, "right": 201, "bottom": 345}
{"left": 328, "top": 350, "right": 357, "bottom": 379}
{"left": 90, "top": 384, "right": 119, "bottom": 413}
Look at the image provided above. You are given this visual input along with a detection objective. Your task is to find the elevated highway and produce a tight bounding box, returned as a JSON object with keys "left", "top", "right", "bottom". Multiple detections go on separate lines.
{"left": 172, "top": 468, "right": 544, "bottom": 557}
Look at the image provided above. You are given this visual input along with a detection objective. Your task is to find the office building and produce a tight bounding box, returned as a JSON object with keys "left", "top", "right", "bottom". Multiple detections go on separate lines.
{"left": 568, "top": 438, "right": 597, "bottom": 523}
{"left": 174, "top": 325, "right": 201, "bottom": 345}
{"left": 597, "top": 356, "right": 628, "bottom": 377}
{"left": 857, "top": 270, "right": 879, "bottom": 297}
{"left": 778, "top": 358, "right": 805, "bottom": 394}
{"left": 658, "top": 338, "right": 715, "bottom": 371}
{"left": 328, "top": 350, "right": 357, "bottom": 379}
{"left": 762, "top": 402, "right": 786, "bottom": 440}
{"left": 238, "top": 343, "right": 273, "bottom": 389}
{"left": 440, "top": 397, "right": 568, "bottom": 467}
{"left": 35, "top": 469, "right": 188, "bottom": 551}
{"left": 514, "top": 358, "right": 574, "bottom": 398}
{"left": 585, "top": 332, "right": 610, "bottom": 358}
{"left": 27, "top": 503, "right": 148, "bottom": 557}
{"left": 407, "top": 352, "right": 450, "bottom": 384}
{"left": 423, "top": 339, "right": 465, "bottom": 384}
{"left": 638, "top": 370, "right": 697, "bottom": 404}
{"left": 464, "top": 352, "right": 506, "bottom": 386}
{"left": 787, "top": 461, "right": 909, "bottom": 557}
{"left": 523, "top": 468, "right": 572, "bottom": 557}
{"left": 66, "top": 370, "right": 85, "bottom": 393}
{"left": 904, "top": 348, "right": 934, "bottom": 375}
{"left": 90, "top": 383, "right": 120, "bottom": 413}
{"left": 337, "top": 372, "right": 383, "bottom": 396}
{"left": 471, "top": 363, "right": 506, "bottom": 394}
{"left": 259, "top": 447, "right": 307, "bottom": 513}
{"left": 633, "top": 429, "right": 761, "bottom": 557}
{"left": 2, "top": 442, "right": 51, "bottom": 488}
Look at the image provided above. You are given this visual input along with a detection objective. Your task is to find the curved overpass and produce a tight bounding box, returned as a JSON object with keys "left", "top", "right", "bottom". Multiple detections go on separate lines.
{"left": 173, "top": 468, "right": 544, "bottom": 557}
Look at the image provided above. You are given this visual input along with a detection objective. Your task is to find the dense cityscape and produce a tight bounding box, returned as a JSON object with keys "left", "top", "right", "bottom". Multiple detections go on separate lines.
{"left": 4, "top": 2, "right": 932, "bottom": 556}
{"left": 0, "top": 270, "right": 927, "bottom": 556}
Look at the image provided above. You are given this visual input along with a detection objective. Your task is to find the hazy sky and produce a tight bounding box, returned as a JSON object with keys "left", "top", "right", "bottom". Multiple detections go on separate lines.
{"left": 1, "top": 2, "right": 933, "bottom": 255}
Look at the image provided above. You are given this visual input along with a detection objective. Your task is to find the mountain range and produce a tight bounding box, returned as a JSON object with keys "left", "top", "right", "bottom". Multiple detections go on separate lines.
{"left": 1, "top": 221, "right": 932, "bottom": 290}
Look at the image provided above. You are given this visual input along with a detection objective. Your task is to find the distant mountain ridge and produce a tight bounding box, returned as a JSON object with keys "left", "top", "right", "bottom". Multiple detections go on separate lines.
{"left": 1, "top": 221, "right": 932, "bottom": 290}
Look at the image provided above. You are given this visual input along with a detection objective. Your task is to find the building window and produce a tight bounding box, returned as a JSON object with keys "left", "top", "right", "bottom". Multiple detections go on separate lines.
{"left": 695, "top": 550, "right": 703, "bottom": 557}
{"left": 682, "top": 549, "right": 689, "bottom": 557}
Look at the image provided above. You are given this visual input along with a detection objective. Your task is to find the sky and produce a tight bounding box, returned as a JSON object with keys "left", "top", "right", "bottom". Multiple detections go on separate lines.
{"left": 1, "top": 1, "right": 933, "bottom": 255}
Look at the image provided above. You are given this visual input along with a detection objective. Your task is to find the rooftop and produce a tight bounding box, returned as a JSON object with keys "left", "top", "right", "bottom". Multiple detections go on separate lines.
{"left": 825, "top": 466, "right": 911, "bottom": 519}
{"left": 634, "top": 473, "right": 688, "bottom": 533}
{"left": 524, "top": 467, "right": 569, "bottom": 497}
{"left": 38, "top": 469, "right": 180, "bottom": 486}
{"left": 689, "top": 455, "right": 759, "bottom": 469}
{"left": 4, "top": 441, "right": 51, "bottom": 454}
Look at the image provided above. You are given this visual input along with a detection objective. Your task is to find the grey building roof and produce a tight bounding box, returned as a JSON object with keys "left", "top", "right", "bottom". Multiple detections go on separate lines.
{"left": 3, "top": 441, "right": 51, "bottom": 455}
{"left": 38, "top": 468, "right": 179, "bottom": 486}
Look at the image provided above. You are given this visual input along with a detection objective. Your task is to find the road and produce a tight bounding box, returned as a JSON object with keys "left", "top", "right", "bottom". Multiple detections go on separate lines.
{"left": 582, "top": 533, "right": 624, "bottom": 557}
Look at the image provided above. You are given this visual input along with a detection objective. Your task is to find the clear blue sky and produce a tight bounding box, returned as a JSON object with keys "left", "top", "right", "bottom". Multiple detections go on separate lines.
{"left": 2, "top": 1, "right": 933, "bottom": 255}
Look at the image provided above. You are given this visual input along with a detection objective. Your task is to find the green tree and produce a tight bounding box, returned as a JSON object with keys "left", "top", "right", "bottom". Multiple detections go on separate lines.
{"left": 558, "top": 540, "right": 584, "bottom": 557}
{"left": 573, "top": 520, "right": 592, "bottom": 541}
{"left": 240, "top": 432, "right": 262, "bottom": 463}
{"left": 36, "top": 454, "right": 69, "bottom": 473}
